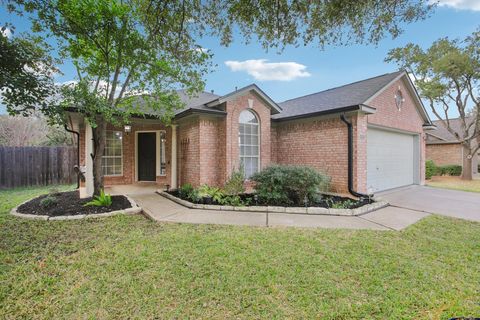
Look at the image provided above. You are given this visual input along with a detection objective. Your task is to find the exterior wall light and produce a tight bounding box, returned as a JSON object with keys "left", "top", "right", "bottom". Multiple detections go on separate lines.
{"left": 124, "top": 125, "right": 132, "bottom": 134}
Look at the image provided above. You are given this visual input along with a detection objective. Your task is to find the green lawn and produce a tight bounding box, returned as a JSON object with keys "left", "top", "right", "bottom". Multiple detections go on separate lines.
{"left": 1, "top": 186, "right": 479, "bottom": 319}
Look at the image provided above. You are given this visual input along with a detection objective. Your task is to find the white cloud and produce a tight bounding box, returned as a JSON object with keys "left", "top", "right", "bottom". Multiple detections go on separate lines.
{"left": 431, "top": 0, "right": 480, "bottom": 11}
{"left": 224, "top": 59, "right": 311, "bottom": 81}
{"left": 1, "top": 28, "right": 12, "bottom": 38}
{"left": 195, "top": 47, "right": 208, "bottom": 54}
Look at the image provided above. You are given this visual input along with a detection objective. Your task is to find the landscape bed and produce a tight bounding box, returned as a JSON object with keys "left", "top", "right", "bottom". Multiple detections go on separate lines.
{"left": 12, "top": 190, "right": 141, "bottom": 220}
{"left": 160, "top": 190, "right": 387, "bottom": 216}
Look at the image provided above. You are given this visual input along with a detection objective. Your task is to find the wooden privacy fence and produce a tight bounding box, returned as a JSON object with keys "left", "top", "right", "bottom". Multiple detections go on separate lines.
{"left": 0, "top": 146, "right": 78, "bottom": 189}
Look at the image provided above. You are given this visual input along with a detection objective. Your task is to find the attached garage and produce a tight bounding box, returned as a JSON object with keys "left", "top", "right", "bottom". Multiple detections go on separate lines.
{"left": 367, "top": 127, "right": 420, "bottom": 192}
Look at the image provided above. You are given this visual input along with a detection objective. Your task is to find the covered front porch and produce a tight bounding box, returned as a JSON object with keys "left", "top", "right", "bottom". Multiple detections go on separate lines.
{"left": 71, "top": 115, "right": 178, "bottom": 198}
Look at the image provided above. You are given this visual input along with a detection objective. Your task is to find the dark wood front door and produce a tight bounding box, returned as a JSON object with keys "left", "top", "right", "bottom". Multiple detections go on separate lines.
{"left": 138, "top": 132, "right": 156, "bottom": 181}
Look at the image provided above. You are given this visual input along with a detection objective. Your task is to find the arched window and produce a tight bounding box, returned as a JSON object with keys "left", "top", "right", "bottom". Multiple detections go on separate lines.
{"left": 239, "top": 109, "right": 260, "bottom": 178}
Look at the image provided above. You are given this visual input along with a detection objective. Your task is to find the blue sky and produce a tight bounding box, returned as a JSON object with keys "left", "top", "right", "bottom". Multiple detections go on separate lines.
{"left": 1, "top": 0, "right": 480, "bottom": 116}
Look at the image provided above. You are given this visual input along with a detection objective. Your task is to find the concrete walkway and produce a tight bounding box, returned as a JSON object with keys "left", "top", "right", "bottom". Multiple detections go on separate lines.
{"left": 130, "top": 192, "right": 429, "bottom": 231}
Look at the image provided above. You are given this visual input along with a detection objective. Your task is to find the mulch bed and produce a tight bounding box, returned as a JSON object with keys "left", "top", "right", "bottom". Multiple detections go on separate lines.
{"left": 168, "top": 190, "right": 372, "bottom": 209}
{"left": 17, "top": 191, "right": 132, "bottom": 217}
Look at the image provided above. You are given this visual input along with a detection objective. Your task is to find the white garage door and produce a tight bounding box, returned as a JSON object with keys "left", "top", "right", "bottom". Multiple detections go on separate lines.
{"left": 367, "top": 128, "right": 417, "bottom": 192}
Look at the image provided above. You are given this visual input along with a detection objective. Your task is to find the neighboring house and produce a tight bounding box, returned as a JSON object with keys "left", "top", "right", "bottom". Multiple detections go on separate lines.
{"left": 68, "top": 70, "right": 435, "bottom": 197}
{"left": 426, "top": 118, "right": 479, "bottom": 174}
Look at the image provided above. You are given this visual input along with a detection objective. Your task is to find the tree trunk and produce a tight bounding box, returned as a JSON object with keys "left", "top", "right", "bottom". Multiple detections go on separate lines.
{"left": 91, "top": 116, "right": 106, "bottom": 195}
{"left": 461, "top": 144, "right": 473, "bottom": 180}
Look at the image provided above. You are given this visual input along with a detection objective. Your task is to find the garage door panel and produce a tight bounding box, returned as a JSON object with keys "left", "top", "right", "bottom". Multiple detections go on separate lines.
{"left": 367, "top": 128, "right": 415, "bottom": 192}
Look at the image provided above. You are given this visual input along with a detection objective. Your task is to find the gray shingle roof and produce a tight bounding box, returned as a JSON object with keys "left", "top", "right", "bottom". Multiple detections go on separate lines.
{"left": 174, "top": 90, "right": 220, "bottom": 114}
{"left": 273, "top": 71, "right": 404, "bottom": 120}
{"left": 427, "top": 117, "right": 475, "bottom": 144}
{"left": 129, "top": 90, "right": 223, "bottom": 118}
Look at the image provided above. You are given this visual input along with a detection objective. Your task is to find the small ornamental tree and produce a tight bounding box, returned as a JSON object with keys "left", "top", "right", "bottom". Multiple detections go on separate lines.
{"left": 386, "top": 29, "right": 480, "bottom": 180}
{"left": 4, "top": 0, "right": 432, "bottom": 194}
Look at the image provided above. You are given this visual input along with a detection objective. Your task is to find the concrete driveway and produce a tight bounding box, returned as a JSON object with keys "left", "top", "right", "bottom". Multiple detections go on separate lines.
{"left": 378, "top": 185, "right": 480, "bottom": 222}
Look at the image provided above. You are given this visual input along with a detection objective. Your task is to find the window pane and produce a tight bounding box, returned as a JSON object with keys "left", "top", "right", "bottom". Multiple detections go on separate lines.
{"left": 239, "top": 110, "right": 258, "bottom": 124}
{"left": 102, "top": 130, "right": 123, "bottom": 176}
{"left": 238, "top": 111, "right": 260, "bottom": 178}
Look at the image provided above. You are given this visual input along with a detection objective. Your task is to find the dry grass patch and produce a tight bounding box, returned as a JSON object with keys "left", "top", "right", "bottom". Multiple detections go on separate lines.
{"left": 427, "top": 175, "right": 480, "bottom": 193}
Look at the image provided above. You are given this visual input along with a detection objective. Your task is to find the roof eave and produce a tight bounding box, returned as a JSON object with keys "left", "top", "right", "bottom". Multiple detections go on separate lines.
{"left": 174, "top": 108, "right": 227, "bottom": 120}
{"left": 272, "top": 105, "right": 362, "bottom": 122}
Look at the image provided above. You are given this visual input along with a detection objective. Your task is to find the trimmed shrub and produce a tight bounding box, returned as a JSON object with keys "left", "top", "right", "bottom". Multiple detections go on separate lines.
{"left": 251, "top": 165, "right": 330, "bottom": 206}
{"left": 179, "top": 183, "right": 200, "bottom": 202}
{"left": 425, "top": 160, "right": 436, "bottom": 180}
{"left": 40, "top": 196, "right": 58, "bottom": 209}
{"left": 438, "top": 165, "right": 462, "bottom": 176}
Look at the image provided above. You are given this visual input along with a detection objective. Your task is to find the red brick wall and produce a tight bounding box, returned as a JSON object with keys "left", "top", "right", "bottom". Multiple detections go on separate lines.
{"left": 199, "top": 117, "right": 222, "bottom": 186}
{"left": 426, "top": 143, "right": 462, "bottom": 166}
{"left": 178, "top": 117, "right": 200, "bottom": 187}
{"left": 273, "top": 117, "right": 349, "bottom": 193}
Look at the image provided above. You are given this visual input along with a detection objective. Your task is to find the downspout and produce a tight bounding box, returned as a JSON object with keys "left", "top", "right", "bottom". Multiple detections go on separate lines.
{"left": 64, "top": 123, "right": 81, "bottom": 189}
{"left": 340, "top": 114, "right": 371, "bottom": 199}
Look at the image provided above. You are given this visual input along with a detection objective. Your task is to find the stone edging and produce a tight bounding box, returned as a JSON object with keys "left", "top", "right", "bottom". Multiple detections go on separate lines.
{"left": 157, "top": 190, "right": 388, "bottom": 216}
{"left": 10, "top": 195, "right": 142, "bottom": 221}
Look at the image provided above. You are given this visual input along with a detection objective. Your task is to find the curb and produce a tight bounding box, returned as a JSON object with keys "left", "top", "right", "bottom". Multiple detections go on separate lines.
{"left": 157, "top": 190, "right": 389, "bottom": 216}
{"left": 10, "top": 195, "right": 142, "bottom": 221}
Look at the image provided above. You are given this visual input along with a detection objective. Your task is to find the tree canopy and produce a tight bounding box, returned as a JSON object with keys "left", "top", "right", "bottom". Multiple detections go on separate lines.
{"left": 0, "top": 25, "right": 58, "bottom": 116}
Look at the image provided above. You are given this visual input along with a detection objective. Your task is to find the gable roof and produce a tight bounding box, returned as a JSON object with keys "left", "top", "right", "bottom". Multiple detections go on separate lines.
{"left": 205, "top": 84, "right": 282, "bottom": 114}
{"left": 273, "top": 71, "right": 404, "bottom": 120}
{"left": 131, "top": 85, "right": 282, "bottom": 120}
{"left": 426, "top": 117, "right": 475, "bottom": 144}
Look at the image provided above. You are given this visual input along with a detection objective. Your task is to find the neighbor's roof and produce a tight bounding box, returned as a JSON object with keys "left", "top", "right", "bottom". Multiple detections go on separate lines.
{"left": 426, "top": 117, "right": 476, "bottom": 144}
{"left": 273, "top": 71, "right": 404, "bottom": 120}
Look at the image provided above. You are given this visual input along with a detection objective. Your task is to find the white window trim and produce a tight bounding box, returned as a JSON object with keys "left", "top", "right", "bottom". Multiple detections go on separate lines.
{"left": 103, "top": 130, "right": 123, "bottom": 177}
{"left": 239, "top": 109, "right": 261, "bottom": 179}
{"left": 135, "top": 130, "right": 167, "bottom": 182}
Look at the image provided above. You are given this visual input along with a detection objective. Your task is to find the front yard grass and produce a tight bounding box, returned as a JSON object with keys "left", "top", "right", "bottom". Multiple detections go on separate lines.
{"left": 1, "top": 185, "right": 479, "bottom": 319}
{"left": 427, "top": 175, "right": 480, "bottom": 193}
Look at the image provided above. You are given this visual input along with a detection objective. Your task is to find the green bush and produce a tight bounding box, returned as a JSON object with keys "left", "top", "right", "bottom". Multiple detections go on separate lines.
{"left": 251, "top": 165, "right": 330, "bottom": 206}
{"left": 438, "top": 165, "right": 462, "bottom": 176}
{"left": 40, "top": 196, "right": 57, "bottom": 209}
{"left": 84, "top": 189, "right": 112, "bottom": 207}
{"left": 178, "top": 183, "right": 201, "bottom": 202}
{"left": 223, "top": 167, "right": 245, "bottom": 195}
{"left": 425, "top": 160, "right": 436, "bottom": 180}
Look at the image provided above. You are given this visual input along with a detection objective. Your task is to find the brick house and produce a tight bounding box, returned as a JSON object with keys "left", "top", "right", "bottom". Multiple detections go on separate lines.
{"left": 68, "top": 70, "right": 435, "bottom": 197}
{"left": 426, "top": 118, "right": 479, "bottom": 174}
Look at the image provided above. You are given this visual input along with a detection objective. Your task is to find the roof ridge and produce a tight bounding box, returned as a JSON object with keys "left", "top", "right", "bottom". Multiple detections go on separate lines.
{"left": 280, "top": 70, "right": 403, "bottom": 104}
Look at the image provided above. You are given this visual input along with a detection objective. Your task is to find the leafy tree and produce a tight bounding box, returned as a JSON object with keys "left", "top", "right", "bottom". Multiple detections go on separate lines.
{"left": 0, "top": 25, "right": 58, "bottom": 116}
{"left": 5, "top": 0, "right": 432, "bottom": 194}
{"left": 386, "top": 29, "right": 480, "bottom": 180}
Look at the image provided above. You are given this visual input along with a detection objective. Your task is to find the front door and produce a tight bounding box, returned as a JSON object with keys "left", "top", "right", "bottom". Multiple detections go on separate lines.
{"left": 138, "top": 132, "right": 156, "bottom": 181}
